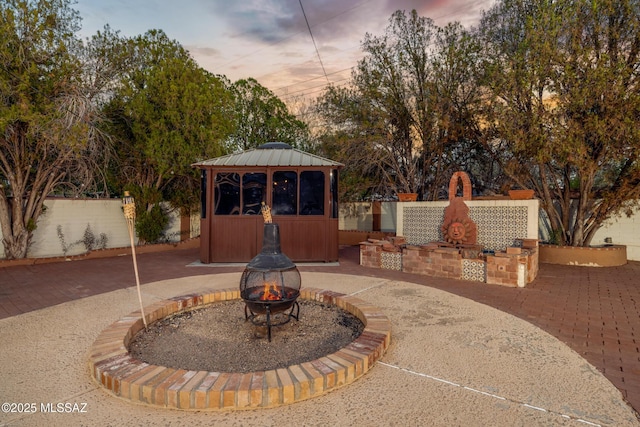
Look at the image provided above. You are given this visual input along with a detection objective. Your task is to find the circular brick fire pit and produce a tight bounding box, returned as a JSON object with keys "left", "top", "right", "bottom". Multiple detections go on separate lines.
{"left": 89, "top": 287, "right": 390, "bottom": 410}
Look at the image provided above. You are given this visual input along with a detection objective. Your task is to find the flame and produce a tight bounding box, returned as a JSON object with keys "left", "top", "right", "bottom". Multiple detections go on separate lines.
{"left": 261, "top": 281, "right": 282, "bottom": 301}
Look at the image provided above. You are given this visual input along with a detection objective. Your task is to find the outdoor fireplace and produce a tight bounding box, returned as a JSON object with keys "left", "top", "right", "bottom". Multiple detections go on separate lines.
{"left": 240, "top": 204, "right": 301, "bottom": 341}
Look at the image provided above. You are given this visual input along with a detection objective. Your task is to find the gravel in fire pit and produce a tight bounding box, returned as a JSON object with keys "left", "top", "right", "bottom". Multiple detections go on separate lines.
{"left": 128, "top": 300, "right": 364, "bottom": 373}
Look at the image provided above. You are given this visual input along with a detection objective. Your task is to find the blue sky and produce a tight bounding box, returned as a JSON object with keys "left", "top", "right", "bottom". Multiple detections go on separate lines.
{"left": 75, "top": 0, "right": 494, "bottom": 101}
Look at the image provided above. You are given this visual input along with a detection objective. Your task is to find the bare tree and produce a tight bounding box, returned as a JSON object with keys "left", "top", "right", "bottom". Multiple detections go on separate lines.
{"left": 315, "top": 11, "right": 489, "bottom": 201}
{"left": 0, "top": 0, "right": 122, "bottom": 258}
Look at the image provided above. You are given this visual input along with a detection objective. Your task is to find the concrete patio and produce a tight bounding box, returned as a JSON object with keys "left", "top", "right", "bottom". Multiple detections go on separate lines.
{"left": 1, "top": 246, "right": 639, "bottom": 426}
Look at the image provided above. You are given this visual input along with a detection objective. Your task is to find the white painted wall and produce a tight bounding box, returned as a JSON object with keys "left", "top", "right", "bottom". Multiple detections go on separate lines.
{"left": 338, "top": 202, "right": 373, "bottom": 231}
{"left": 0, "top": 198, "right": 185, "bottom": 259}
{"left": 338, "top": 202, "right": 397, "bottom": 232}
{"left": 1, "top": 198, "right": 638, "bottom": 260}
{"left": 592, "top": 206, "right": 640, "bottom": 261}
{"left": 380, "top": 202, "right": 397, "bottom": 232}
{"left": 31, "top": 198, "right": 132, "bottom": 257}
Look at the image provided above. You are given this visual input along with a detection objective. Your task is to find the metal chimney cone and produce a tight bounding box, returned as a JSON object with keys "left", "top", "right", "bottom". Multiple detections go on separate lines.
{"left": 246, "top": 223, "right": 296, "bottom": 271}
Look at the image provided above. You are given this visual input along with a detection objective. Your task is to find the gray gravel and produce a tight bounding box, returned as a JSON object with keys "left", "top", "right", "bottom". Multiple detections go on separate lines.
{"left": 128, "top": 299, "right": 364, "bottom": 372}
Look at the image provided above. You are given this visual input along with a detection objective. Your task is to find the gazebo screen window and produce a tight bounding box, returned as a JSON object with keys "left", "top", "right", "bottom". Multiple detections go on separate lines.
{"left": 215, "top": 172, "right": 269, "bottom": 216}
{"left": 214, "top": 170, "right": 329, "bottom": 217}
{"left": 214, "top": 172, "right": 240, "bottom": 215}
{"left": 272, "top": 171, "right": 297, "bottom": 215}
{"left": 242, "top": 173, "right": 266, "bottom": 214}
{"left": 300, "top": 171, "right": 324, "bottom": 215}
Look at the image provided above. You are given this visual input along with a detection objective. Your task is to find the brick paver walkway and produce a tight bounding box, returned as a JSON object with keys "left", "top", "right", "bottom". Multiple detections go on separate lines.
{"left": 1, "top": 245, "right": 639, "bottom": 415}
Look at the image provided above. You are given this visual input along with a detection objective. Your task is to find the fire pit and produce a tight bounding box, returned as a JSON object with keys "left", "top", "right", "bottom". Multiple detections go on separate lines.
{"left": 89, "top": 285, "right": 391, "bottom": 410}
{"left": 240, "top": 204, "right": 301, "bottom": 341}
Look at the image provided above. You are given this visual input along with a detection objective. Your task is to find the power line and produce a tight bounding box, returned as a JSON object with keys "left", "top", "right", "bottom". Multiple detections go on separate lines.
{"left": 299, "top": 0, "right": 330, "bottom": 85}
{"left": 249, "top": 2, "right": 485, "bottom": 101}
{"left": 274, "top": 65, "right": 354, "bottom": 94}
{"left": 216, "top": 0, "right": 373, "bottom": 74}
{"left": 218, "top": 1, "right": 376, "bottom": 95}
{"left": 280, "top": 78, "right": 351, "bottom": 101}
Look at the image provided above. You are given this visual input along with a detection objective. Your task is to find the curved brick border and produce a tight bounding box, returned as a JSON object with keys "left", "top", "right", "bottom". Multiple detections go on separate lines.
{"left": 89, "top": 287, "right": 391, "bottom": 410}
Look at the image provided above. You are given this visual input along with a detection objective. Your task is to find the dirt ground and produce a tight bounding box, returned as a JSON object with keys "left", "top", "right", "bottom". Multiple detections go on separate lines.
{"left": 128, "top": 299, "right": 364, "bottom": 373}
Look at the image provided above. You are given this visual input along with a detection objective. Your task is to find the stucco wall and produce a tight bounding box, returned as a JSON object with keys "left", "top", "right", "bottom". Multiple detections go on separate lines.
{"left": 338, "top": 202, "right": 397, "bottom": 233}
{"left": 592, "top": 206, "right": 640, "bottom": 261}
{"left": 30, "top": 199, "right": 133, "bottom": 257}
{"left": 538, "top": 203, "right": 640, "bottom": 262}
{"left": 0, "top": 198, "right": 191, "bottom": 259}
{"left": 2, "top": 198, "right": 638, "bottom": 260}
{"left": 338, "top": 202, "right": 374, "bottom": 231}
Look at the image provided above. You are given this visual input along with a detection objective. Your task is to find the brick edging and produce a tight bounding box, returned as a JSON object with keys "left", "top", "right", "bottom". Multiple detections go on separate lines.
{"left": 89, "top": 288, "right": 391, "bottom": 410}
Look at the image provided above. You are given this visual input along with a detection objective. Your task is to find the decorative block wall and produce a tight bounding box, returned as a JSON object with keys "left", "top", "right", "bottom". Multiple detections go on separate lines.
{"left": 402, "top": 205, "right": 529, "bottom": 251}
{"left": 402, "top": 207, "right": 444, "bottom": 244}
{"left": 380, "top": 252, "right": 402, "bottom": 271}
{"left": 462, "top": 259, "right": 486, "bottom": 282}
{"left": 399, "top": 200, "right": 538, "bottom": 252}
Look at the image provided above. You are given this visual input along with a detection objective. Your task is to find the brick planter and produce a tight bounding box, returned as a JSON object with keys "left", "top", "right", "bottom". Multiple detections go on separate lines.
{"left": 89, "top": 288, "right": 391, "bottom": 410}
{"left": 361, "top": 238, "right": 539, "bottom": 287}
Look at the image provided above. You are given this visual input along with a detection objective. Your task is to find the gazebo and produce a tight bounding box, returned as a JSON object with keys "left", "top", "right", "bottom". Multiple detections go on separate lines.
{"left": 192, "top": 142, "right": 343, "bottom": 263}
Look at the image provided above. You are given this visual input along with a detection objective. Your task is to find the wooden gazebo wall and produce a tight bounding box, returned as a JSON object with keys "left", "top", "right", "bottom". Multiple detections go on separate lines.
{"left": 199, "top": 164, "right": 339, "bottom": 263}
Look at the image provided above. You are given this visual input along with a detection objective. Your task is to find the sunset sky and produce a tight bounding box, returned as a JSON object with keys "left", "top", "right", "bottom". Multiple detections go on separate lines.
{"left": 75, "top": 0, "right": 495, "bottom": 101}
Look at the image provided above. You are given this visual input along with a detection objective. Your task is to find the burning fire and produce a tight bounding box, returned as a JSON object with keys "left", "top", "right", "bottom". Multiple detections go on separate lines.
{"left": 261, "top": 281, "right": 283, "bottom": 301}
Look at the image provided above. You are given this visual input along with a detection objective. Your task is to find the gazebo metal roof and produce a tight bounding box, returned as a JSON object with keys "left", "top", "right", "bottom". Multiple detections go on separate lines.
{"left": 192, "top": 142, "right": 343, "bottom": 168}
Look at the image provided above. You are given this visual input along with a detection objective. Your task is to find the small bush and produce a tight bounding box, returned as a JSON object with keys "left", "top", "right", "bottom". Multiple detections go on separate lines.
{"left": 135, "top": 204, "right": 169, "bottom": 244}
{"left": 81, "top": 224, "right": 109, "bottom": 251}
{"left": 82, "top": 224, "right": 96, "bottom": 251}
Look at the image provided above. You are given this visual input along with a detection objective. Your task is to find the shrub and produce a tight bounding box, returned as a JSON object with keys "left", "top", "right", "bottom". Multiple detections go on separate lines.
{"left": 135, "top": 204, "right": 169, "bottom": 244}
